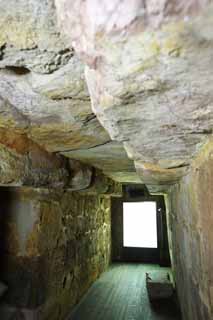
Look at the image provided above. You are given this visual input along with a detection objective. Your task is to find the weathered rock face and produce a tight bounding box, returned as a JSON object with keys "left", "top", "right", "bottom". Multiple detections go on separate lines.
{"left": 56, "top": 0, "right": 213, "bottom": 190}
{"left": 63, "top": 141, "right": 140, "bottom": 183}
{"left": 0, "top": 119, "right": 96, "bottom": 189}
{"left": 0, "top": 2, "right": 213, "bottom": 320}
{"left": 0, "top": 187, "right": 113, "bottom": 320}
{"left": 167, "top": 139, "right": 213, "bottom": 320}
{"left": 54, "top": 2, "right": 213, "bottom": 319}
{"left": 1, "top": 0, "right": 212, "bottom": 187}
{"left": 0, "top": 0, "right": 135, "bottom": 184}
{"left": 0, "top": 0, "right": 212, "bottom": 186}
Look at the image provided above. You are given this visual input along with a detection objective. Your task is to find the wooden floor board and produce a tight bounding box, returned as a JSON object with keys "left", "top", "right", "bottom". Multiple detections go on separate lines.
{"left": 68, "top": 264, "right": 181, "bottom": 320}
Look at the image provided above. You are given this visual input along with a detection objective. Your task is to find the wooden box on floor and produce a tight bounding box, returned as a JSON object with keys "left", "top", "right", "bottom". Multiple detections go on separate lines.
{"left": 146, "top": 272, "right": 173, "bottom": 301}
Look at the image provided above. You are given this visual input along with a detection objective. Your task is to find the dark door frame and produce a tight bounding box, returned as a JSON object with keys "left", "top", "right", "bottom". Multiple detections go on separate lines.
{"left": 122, "top": 198, "right": 160, "bottom": 263}
{"left": 111, "top": 188, "right": 171, "bottom": 266}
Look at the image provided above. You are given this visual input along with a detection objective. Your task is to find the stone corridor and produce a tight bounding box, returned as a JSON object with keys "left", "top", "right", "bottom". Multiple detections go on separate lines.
{"left": 0, "top": 1, "right": 213, "bottom": 319}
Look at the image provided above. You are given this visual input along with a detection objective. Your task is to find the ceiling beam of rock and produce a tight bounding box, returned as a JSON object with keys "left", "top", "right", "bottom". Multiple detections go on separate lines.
{"left": 0, "top": 0, "right": 136, "bottom": 185}
{"left": 56, "top": 0, "right": 213, "bottom": 192}
{"left": 62, "top": 141, "right": 141, "bottom": 183}
{"left": 0, "top": 124, "right": 94, "bottom": 189}
{"left": 0, "top": 98, "right": 121, "bottom": 193}
{"left": 0, "top": 123, "right": 121, "bottom": 195}
{"left": 79, "top": 168, "right": 123, "bottom": 196}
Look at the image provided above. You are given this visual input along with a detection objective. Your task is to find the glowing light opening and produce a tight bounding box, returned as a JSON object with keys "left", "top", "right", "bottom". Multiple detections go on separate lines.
{"left": 123, "top": 202, "right": 157, "bottom": 248}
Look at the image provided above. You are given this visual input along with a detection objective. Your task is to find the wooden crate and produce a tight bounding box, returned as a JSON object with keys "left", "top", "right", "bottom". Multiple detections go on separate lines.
{"left": 146, "top": 272, "right": 173, "bottom": 301}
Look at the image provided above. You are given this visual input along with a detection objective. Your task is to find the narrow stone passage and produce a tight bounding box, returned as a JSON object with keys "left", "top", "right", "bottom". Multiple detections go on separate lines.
{"left": 69, "top": 264, "right": 181, "bottom": 320}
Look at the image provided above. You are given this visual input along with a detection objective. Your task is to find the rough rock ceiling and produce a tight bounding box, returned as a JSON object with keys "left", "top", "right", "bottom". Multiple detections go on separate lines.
{"left": 0, "top": 0, "right": 136, "bottom": 185}
{"left": 56, "top": 0, "right": 213, "bottom": 191}
{"left": 0, "top": 0, "right": 213, "bottom": 191}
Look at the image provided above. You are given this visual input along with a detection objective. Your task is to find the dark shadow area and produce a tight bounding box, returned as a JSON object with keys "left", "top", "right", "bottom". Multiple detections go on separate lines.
{"left": 150, "top": 295, "right": 182, "bottom": 319}
{"left": 4, "top": 66, "right": 30, "bottom": 75}
{"left": 0, "top": 188, "right": 12, "bottom": 251}
{"left": 123, "top": 247, "right": 159, "bottom": 264}
{"left": 0, "top": 188, "right": 13, "bottom": 308}
{"left": 0, "top": 188, "right": 47, "bottom": 316}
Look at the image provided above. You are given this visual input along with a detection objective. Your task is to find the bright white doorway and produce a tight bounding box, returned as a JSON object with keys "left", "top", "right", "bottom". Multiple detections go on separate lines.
{"left": 123, "top": 202, "right": 157, "bottom": 248}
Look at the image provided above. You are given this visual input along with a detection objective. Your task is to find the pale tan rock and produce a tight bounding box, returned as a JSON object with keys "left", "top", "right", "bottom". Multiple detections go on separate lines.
{"left": 0, "top": 0, "right": 132, "bottom": 182}
{"left": 56, "top": 0, "right": 213, "bottom": 189}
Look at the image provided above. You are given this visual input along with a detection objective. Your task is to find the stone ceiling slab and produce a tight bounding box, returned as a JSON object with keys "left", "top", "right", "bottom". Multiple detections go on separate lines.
{"left": 1, "top": 0, "right": 213, "bottom": 189}
{"left": 56, "top": 0, "right": 213, "bottom": 189}
{"left": 62, "top": 141, "right": 138, "bottom": 182}
{"left": 0, "top": 0, "right": 135, "bottom": 183}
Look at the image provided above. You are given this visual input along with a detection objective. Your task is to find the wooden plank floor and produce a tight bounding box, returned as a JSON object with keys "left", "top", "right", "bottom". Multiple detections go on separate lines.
{"left": 68, "top": 263, "right": 182, "bottom": 320}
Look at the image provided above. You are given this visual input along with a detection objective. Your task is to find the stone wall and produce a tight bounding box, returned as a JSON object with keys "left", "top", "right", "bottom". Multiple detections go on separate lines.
{"left": 0, "top": 187, "right": 112, "bottom": 320}
{"left": 167, "top": 139, "right": 213, "bottom": 320}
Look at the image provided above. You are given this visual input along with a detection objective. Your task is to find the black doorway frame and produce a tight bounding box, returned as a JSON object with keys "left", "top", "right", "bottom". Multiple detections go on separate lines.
{"left": 111, "top": 186, "right": 171, "bottom": 266}
{"left": 122, "top": 199, "right": 160, "bottom": 264}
